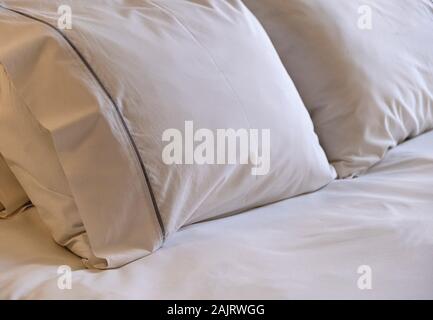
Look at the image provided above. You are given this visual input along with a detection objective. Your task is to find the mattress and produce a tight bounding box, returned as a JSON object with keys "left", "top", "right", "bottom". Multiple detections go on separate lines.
{"left": 1, "top": 130, "right": 432, "bottom": 299}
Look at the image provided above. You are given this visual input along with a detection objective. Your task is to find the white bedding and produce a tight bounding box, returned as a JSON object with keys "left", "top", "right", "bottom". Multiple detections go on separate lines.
{"left": 1, "top": 130, "right": 433, "bottom": 299}
{"left": 0, "top": 0, "right": 335, "bottom": 268}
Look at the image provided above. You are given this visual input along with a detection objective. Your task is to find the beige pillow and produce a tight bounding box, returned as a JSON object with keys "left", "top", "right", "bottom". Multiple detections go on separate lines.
{"left": 0, "top": 0, "right": 335, "bottom": 268}
{"left": 245, "top": 0, "right": 433, "bottom": 177}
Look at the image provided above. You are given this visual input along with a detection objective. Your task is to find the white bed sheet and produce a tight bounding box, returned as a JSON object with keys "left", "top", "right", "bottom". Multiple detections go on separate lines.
{"left": 1, "top": 131, "right": 433, "bottom": 299}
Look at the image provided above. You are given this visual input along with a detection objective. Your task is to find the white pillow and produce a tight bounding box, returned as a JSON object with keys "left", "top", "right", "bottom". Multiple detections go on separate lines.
{"left": 0, "top": 153, "right": 29, "bottom": 217}
{"left": 245, "top": 0, "right": 433, "bottom": 177}
{"left": 0, "top": 0, "right": 335, "bottom": 268}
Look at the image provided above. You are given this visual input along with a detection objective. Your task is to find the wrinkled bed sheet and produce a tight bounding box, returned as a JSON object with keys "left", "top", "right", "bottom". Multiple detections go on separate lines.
{"left": 1, "top": 131, "right": 432, "bottom": 299}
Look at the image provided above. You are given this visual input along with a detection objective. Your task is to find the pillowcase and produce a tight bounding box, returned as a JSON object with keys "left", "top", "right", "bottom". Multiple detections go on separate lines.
{"left": 0, "top": 64, "right": 105, "bottom": 267}
{"left": 244, "top": 0, "right": 433, "bottom": 177}
{"left": 0, "top": 153, "right": 29, "bottom": 217}
{"left": 0, "top": 0, "right": 335, "bottom": 268}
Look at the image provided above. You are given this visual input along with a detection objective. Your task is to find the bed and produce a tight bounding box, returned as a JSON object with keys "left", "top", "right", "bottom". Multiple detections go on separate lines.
{"left": 0, "top": 0, "right": 432, "bottom": 300}
{"left": 1, "top": 129, "right": 432, "bottom": 299}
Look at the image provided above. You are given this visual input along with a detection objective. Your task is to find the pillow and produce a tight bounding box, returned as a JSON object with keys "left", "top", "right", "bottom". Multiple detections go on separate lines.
{"left": 0, "top": 153, "right": 29, "bottom": 217}
{"left": 0, "top": 0, "right": 335, "bottom": 268}
{"left": 244, "top": 0, "right": 433, "bottom": 177}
